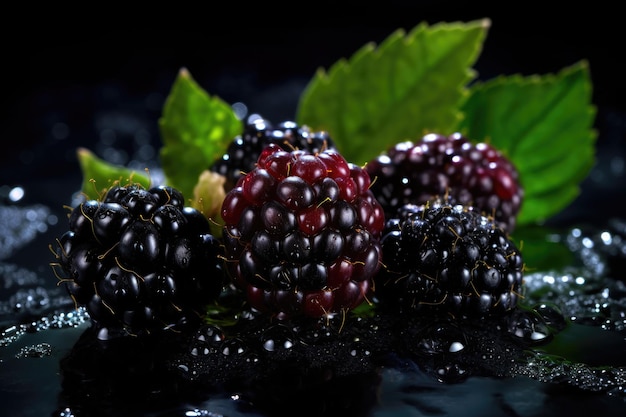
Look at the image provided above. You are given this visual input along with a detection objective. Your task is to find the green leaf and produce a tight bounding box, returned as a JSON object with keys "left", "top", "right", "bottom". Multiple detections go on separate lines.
{"left": 458, "top": 61, "right": 597, "bottom": 225}
{"left": 158, "top": 67, "right": 242, "bottom": 201}
{"left": 296, "top": 19, "right": 490, "bottom": 166}
{"left": 76, "top": 147, "right": 151, "bottom": 200}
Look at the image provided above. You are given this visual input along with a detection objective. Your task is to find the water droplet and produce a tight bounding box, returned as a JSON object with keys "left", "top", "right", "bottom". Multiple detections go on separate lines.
{"left": 57, "top": 407, "right": 76, "bottom": 417}
{"left": 15, "top": 342, "right": 52, "bottom": 358}
{"left": 221, "top": 338, "right": 245, "bottom": 356}
{"left": 8, "top": 187, "right": 24, "bottom": 202}
{"left": 52, "top": 122, "right": 70, "bottom": 140}
{"left": 261, "top": 324, "right": 295, "bottom": 352}
{"left": 448, "top": 341, "right": 464, "bottom": 353}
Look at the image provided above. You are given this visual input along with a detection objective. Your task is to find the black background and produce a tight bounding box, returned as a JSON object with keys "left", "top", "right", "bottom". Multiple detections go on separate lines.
{"left": 1, "top": 8, "right": 625, "bottom": 416}
{"left": 2, "top": 4, "right": 624, "bottom": 221}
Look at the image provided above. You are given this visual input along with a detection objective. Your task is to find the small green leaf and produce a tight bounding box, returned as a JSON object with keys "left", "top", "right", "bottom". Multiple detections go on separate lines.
{"left": 296, "top": 19, "right": 490, "bottom": 166}
{"left": 158, "top": 67, "right": 242, "bottom": 201}
{"left": 459, "top": 61, "right": 597, "bottom": 226}
{"left": 76, "top": 147, "right": 151, "bottom": 200}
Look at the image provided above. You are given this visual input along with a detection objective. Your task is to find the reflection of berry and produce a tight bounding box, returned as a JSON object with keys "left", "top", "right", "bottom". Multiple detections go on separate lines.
{"left": 221, "top": 144, "right": 385, "bottom": 318}
{"left": 51, "top": 184, "right": 225, "bottom": 338}
{"left": 210, "top": 114, "right": 335, "bottom": 192}
{"left": 58, "top": 325, "right": 190, "bottom": 414}
{"left": 375, "top": 198, "right": 524, "bottom": 318}
{"left": 173, "top": 317, "right": 384, "bottom": 417}
{"left": 365, "top": 133, "right": 523, "bottom": 233}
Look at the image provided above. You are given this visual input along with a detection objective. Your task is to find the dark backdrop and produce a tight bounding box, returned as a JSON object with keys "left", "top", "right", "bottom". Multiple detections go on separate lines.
{"left": 2, "top": 4, "right": 624, "bottom": 223}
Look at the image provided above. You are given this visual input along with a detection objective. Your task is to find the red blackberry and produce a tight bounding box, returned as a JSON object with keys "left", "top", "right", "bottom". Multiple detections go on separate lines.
{"left": 374, "top": 198, "right": 524, "bottom": 318}
{"left": 220, "top": 143, "right": 385, "bottom": 319}
{"left": 210, "top": 114, "right": 336, "bottom": 192}
{"left": 50, "top": 184, "right": 225, "bottom": 338}
{"left": 365, "top": 133, "right": 523, "bottom": 233}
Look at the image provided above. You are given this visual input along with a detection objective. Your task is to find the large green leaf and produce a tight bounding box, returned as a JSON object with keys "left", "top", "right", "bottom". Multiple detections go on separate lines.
{"left": 458, "top": 61, "right": 597, "bottom": 226}
{"left": 158, "top": 67, "right": 241, "bottom": 201}
{"left": 77, "top": 147, "right": 151, "bottom": 200}
{"left": 296, "top": 19, "right": 490, "bottom": 166}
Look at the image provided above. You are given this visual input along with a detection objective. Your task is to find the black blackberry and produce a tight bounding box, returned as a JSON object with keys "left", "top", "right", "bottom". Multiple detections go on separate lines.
{"left": 210, "top": 114, "right": 335, "bottom": 192}
{"left": 374, "top": 198, "right": 524, "bottom": 318}
{"left": 365, "top": 132, "right": 523, "bottom": 233}
{"left": 50, "top": 183, "right": 225, "bottom": 338}
{"left": 220, "top": 143, "right": 385, "bottom": 319}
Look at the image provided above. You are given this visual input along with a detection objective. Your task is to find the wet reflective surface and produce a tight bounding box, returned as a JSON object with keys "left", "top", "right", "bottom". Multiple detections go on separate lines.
{"left": 3, "top": 48, "right": 626, "bottom": 415}
{"left": 2, "top": 132, "right": 626, "bottom": 416}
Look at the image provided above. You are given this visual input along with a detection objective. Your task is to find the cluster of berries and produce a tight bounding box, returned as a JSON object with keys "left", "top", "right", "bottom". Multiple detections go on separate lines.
{"left": 365, "top": 133, "right": 523, "bottom": 234}
{"left": 210, "top": 114, "right": 335, "bottom": 192}
{"left": 51, "top": 184, "right": 224, "bottom": 338}
{"left": 375, "top": 198, "right": 523, "bottom": 317}
{"left": 52, "top": 115, "right": 525, "bottom": 337}
{"left": 220, "top": 142, "right": 385, "bottom": 318}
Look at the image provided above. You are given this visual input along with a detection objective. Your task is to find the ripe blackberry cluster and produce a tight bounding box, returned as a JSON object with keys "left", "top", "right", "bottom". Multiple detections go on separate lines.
{"left": 365, "top": 133, "right": 523, "bottom": 233}
{"left": 375, "top": 198, "right": 524, "bottom": 318}
{"left": 50, "top": 184, "right": 225, "bottom": 337}
{"left": 211, "top": 114, "right": 336, "bottom": 192}
{"left": 220, "top": 143, "right": 385, "bottom": 318}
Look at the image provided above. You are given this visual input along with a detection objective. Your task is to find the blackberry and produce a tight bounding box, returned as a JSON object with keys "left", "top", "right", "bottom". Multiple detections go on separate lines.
{"left": 210, "top": 114, "right": 335, "bottom": 192}
{"left": 50, "top": 183, "right": 225, "bottom": 338}
{"left": 374, "top": 198, "right": 524, "bottom": 318}
{"left": 220, "top": 143, "right": 385, "bottom": 319}
{"left": 365, "top": 132, "right": 523, "bottom": 233}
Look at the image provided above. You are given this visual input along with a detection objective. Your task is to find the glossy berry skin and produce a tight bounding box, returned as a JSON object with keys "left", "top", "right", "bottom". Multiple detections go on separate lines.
{"left": 374, "top": 198, "right": 524, "bottom": 318}
{"left": 210, "top": 114, "right": 336, "bottom": 192}
{"left": 365, "top": 133, "right": 523, "bottom": 233}
{"left": 221, "top": 144, "right": 385, "bottom": 319}
{"left": 51, "top": 184, "right": 225, "bottom": 338}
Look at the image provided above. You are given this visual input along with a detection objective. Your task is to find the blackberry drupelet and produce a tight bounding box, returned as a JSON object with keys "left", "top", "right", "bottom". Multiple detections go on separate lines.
{"left": 50, "top": 183, "right": 225, "bottom": 338}
{"left": 365, "top": 132, "right": 523, "bottom": 233}
{"left": 210, "top": 114, "right": 335, "bottom": 192}
{"left": 220, "top": 143, "right": 385, "bottom": 319}
{"left": 374, "top": 198, "right": 524, "bottom": 318}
